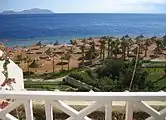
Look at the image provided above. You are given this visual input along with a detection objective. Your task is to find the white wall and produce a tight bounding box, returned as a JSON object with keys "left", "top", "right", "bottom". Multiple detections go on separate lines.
{"left": 0, "top": 50, "right": 24, "bottom": 91}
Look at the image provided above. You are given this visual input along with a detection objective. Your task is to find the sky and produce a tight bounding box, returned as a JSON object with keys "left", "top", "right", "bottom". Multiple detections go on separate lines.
{"left": 0, "top": 0, "right": 166, "bottom": 13}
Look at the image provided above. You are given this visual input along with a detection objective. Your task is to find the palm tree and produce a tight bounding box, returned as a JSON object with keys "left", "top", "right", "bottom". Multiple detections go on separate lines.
{"left": 125, "top": 36, "right": 132, "bottom": 57}
{"left": 121, "top": 41, "right": 127, "bottom": 60}
{"left": 66, "top": 52, "right": 71, "bottom": 71}
{"left": 144, "top": 39, "right": 150, "bottom": 57}
{"left": 86, "top": 40, "right": 96, "bottom": 65}
{"left": 121, "top": 36, "right": 128, "bottom": 60}
{"left": 60, "top": 54, "right": 65, "bottom": 71}
{"left": 52, "top": 54, "right": 55, "bottom": 73}
{"left": 107, "top": 37, "right": 112, "bottom": 59}
{"left": 110, "top": 41, "right": 115, "bottom": 59}
{"left": 113, "top": 39, "right": 120, "bottom": 59}
{"left": 163, "top": 35, "right": 166, "bottom": 45}
{"left": 136, "top": 35, "right": 144, "bottom": 57}
{"left": 99, "top": 39, "right": 106, "bottom": 60}
{"left": 82, "top": 38, "right": 87, "bottom": 44}
{"left": 99, "top": 40, "right": 103, "bottom": 59}
{"left": 89, "top": 42, "right": 93, "bottom": 65}
{"left": 67, "top": 55, "right": 71, "bottom": 71}
{"left": 15, "top": 54, "right": 24, "bottom": 62}
{"left": 126, "top": 40, "right": 132, "bottom": 57}
{"left": 46, "top": 49, "right": 55, "bottom": 73}
{"left": 80, "top": 44, "right": 85, "bottom": 67}
{"left": 63, "top": 48, "right": 73, "bottom": 71}
{"left": 102, "top": 40, "right": 106, "bottom": 60}
{"left": 25, "top": 56, "right": 32, "bottom": 74}
{"left": 155, "top": 39, "right": 163, "bottom": 54}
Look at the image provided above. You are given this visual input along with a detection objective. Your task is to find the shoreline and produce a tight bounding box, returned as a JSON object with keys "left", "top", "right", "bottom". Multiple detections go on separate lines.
{"left": 0, "top": 35, "right": 165, "bottom": 47}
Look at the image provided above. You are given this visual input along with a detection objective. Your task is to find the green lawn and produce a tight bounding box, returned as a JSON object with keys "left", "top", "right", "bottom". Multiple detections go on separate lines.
{"left": 24, "top": 68, "right": 84, "bottom": 80}
{"left": 146, "top": 68, "right": 166, "bottom": 91}
{"left": 24, "top": 81, "right": 75, "bottom": 91}
{"left": 24, "top": 63, "right": 166, "bottom": 91}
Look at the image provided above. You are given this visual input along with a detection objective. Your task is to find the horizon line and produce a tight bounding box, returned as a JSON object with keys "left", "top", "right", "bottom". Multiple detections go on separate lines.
{"left": 1, "top": 12, "right": 166, "bottom": 15}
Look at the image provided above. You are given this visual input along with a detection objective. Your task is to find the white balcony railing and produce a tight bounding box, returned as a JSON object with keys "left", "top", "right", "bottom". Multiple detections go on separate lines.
{"left": 0, "top": 91, "right": 166, "bottom": 120}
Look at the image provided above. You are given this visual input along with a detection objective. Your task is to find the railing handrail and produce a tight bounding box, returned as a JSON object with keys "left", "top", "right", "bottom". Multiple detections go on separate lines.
{"left": 1, "top": 91, "right": 166, "bottom": 120}
{"left": 0, "top": 91, "right": 166, "bottom": 101}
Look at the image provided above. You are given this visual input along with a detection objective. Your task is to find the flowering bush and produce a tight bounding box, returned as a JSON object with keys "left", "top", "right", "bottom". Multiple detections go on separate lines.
{"left": 0, "top": 39, "right": 16, "bottom": 90}
{"left": 1, "top": 78, "right": 16, "bottom": 87}
{"left": 0, "top": 101, "right": 9, "bottom": 109}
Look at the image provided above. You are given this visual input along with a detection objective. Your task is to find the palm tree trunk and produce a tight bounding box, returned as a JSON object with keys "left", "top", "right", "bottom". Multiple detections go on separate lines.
{"left": 27, "top": 62, "right": 30, "bottom": 76}
{"left": 53, "top": 55, "right": 55, "bottom": 73}
{"left": 107, "top": 43, "right": 110, "bottom": 58}
{"left": 110, "top": 47, "right": 113, "bottom": 59}
{"left": 122, "top": 47, "right": 126, "bottom": 60}
{"left": 90, "top": 47, "right": 93, "bottom": 65}
{"left": 61, "top": 59, "right": 63, "bottom": 70}
{"left": 124, "top": 47, "right": 126, "bottom": 60}
{"left": 127, "top": 46, "right": 130, "bottom": 57}
{"left": 100, "top": 46, "right": 103, "bottom": 59}
{"left": 82, "top": 48, "right": 85, "bottom": 67}
{"left": 115, "top": 49, "right": 118, "bottom": 59}
{"left": 115, "top": 54, "right": 117, "bottom": 59}
{"left": 145, "top": 45, "right": 148, "bottom": 57}
{"left": 103, "top": 45, "right": 105, "bottom": 60}
{"left": 138, "top": 45, "right": 141, "bottom": 59}
{"left": 61, "top": 58, "right": 63, "bottom": 71}
{"left": 68, "top": 59, "right": 70, "bottom": 71}
{"left": 138, "top": 45, "right": 141, "bottom": 54}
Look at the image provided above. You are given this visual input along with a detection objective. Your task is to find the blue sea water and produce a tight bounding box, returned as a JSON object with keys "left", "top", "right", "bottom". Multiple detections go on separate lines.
{"left": 0, "top": 13, "right": 166, "bottom": 46}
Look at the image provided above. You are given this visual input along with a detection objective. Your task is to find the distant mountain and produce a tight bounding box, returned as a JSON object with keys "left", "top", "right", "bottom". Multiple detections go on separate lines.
{"left": 1, "top": 8, "right": 54, "bottom": 14}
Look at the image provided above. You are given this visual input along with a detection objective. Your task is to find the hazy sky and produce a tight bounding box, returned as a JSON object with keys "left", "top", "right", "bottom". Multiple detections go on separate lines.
{"left": 0, "top": 0, "right": 166, "bottom": 13}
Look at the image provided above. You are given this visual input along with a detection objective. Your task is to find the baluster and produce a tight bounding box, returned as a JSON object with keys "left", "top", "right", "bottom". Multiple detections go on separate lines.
{"left": 105, "top": 101, "right": 112, "bottom": 120}
{"left": 125, "top": 101, "right": 134, "bottom": 120}
{"left": 45, "top": 100, "right": 53, "bottom": 120}
{"left": 24, "top": 100, "right": 33, "bottom": 120}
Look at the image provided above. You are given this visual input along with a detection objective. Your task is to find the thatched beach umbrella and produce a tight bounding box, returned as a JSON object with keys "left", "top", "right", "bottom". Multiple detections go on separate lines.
{"left": 151, "top": 36, "right": 157, "bottom": 41}
{"left": 53, "top": 48, "right": 65, "bottom": 54}
{"left": 45, "top": 48, "right": 53, "bottom": 55}
{"left": 70, "top": 40, "right": 77, "bottom": 46}
{"left": 136, "top": 34, "right": 144, "bottom": 39}
{"left": 136, "top": 35, "right": 145, "bottom": 44}
{"left": 29, "top": 59, "right": 40, "bottom": 72}
{"left": 54, "top": 40, "right": 59, "bottom": 46}
{"left": 124, "top": 34, "right": 130, "bottom": 38}
{"left": 36, "top": 41, "right": 42, "bottom": 47}
{"left": 58, "top": 54, "right": 68, "bottom": 71}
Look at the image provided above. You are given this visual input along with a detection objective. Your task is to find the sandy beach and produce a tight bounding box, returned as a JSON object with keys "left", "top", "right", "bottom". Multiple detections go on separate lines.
{"left": 1, "top": 36, "right": 166, "bottom": 74}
